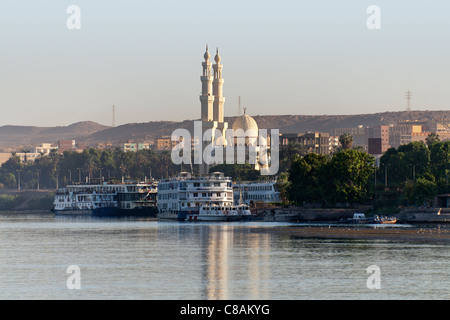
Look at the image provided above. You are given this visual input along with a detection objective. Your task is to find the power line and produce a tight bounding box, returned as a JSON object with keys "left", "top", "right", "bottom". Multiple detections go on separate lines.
{"left": 405, "top": 90, "right": 412, "bottom": 112}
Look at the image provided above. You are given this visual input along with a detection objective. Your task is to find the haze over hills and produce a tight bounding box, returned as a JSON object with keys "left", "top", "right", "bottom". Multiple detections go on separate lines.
{"left": 0, "top": 110, "right": 449, "bottom": 150}
{"left": 0, "top": 121, "right": 110, "bottom": 149}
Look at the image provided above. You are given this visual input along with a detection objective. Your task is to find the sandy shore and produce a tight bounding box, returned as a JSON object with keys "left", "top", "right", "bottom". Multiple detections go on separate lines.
{"left": 252, "top": 225, "right": 450, "bottom": 243}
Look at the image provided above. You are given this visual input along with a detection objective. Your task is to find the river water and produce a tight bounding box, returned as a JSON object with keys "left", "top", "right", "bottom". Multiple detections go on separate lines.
{"left": 0, "top": 212, "right": 448, "bottom": 300}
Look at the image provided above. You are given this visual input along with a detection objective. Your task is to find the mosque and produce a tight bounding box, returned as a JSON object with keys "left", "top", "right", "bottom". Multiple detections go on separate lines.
{"left": 199, "top": 46, "right": 261, "bottom": 174}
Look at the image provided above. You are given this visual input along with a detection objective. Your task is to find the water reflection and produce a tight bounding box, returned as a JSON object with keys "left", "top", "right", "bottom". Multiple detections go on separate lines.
{"left": 199, "top": 224, "right": 271, "bottom": 299}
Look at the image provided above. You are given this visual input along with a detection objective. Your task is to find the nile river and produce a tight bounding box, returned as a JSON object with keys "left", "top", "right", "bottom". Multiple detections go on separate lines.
{"left": 0, "top": 212, "right": 448, "bottom": 300}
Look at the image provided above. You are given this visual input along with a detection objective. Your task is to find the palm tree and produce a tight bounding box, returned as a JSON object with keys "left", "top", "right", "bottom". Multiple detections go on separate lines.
{"left": 425, "top": 132, "right": 440, "bottom": 147}
{"left": 339, "top": 133, "right": 354, "bottom": 150}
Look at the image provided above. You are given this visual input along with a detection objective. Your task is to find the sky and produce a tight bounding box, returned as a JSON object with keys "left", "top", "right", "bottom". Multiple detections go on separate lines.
{"left": 0, "top": 0, "right": 449, "bottom": 127}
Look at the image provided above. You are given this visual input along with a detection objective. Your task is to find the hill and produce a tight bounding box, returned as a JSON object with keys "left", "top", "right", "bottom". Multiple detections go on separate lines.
{"left": 0, "top": 121, "right": 110, "bottom": 149}
{"left": 1, "top": 110, "right": 449, "bottom": 149}
{"left": 83, "top": 110, "right": 450, "bottom": 144}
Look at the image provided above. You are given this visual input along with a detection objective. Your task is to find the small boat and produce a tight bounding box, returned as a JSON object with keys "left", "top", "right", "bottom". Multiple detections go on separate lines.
{"left": 339, "top": 213, "right": 368, "bottom": 224}
{"left": 371, "top": 215, "right": 397, "bottom": 224}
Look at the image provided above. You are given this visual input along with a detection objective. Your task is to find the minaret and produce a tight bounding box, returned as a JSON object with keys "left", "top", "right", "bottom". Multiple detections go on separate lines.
{"left": 200, "top": 45, "right": 214, "bottom": 121}
{"left": 212, "top": 48, "right": 225, "bottom": 123}
{"left": 199, "top": 46, "right": 228, "bottom": 175}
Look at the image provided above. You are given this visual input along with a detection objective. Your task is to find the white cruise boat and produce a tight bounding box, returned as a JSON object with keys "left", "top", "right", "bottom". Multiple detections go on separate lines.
{"left": 157, "top": 172, "right": 234, "bottom": 221}
{"left": 190, "top": 204, "right": 252, "bottom": 222}
{"left": 53, "top": 182, "right": 157, "bottom": 216}
{"left": 232, "top": 180, "right": 280, "bottom": 205}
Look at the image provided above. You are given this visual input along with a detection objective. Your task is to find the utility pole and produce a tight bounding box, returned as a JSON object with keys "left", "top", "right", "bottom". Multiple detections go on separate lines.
{"left": 112, "top": 105, "right": 116, "bottom": 127}
{"left": 17, "top": 170, "right": 21, "bottom": 191}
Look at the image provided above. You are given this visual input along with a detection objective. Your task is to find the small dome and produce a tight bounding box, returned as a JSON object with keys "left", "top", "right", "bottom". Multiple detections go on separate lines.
{"left": 214, "top": 48, "right": 221, "bottom": 63}
{"left": 204, "top": 45, "right": 210, "bottom": 60}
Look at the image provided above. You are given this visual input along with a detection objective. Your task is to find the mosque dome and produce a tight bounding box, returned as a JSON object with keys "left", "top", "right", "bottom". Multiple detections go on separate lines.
{"left": 232, "top": 108, "right": 258, "bottom": 137}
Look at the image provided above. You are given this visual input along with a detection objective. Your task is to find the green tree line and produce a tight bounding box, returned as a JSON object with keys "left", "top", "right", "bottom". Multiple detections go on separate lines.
{"left": 0, "top": 148, "right": 183, "bottom": 190}
{"left": 280, "top": 137, "right": 450, "bottom": 208}
{"left": 378, "top": 140, "right": 450, "bottom": 207}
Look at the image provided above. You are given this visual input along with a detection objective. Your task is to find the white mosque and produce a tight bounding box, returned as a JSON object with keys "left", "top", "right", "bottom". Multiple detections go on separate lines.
{"left": 199, "top": 46, "right": 261, "bottom": 175}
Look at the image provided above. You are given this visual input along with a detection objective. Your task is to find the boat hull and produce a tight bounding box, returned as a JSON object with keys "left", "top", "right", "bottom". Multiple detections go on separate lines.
{"left": 54, "top": 209, "right": 93, "bottom": 215}
{"left": 117, "top": 206, "right": 158, "bottom": 217}
{"left": 157, "top": 210, "right": 198, "bottom": 221}
{"left": 187, "top": 214, "right": 243, "bottom": 222}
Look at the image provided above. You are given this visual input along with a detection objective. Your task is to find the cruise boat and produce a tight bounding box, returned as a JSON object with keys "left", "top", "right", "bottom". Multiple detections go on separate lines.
{"left": 232, "top": 180, "right": 280, "bottom": 205}
{"left": 187, "top": 204, "right": 252, "bottom": 222}
{"left": 157, "top": 172, "right": 234, "bottom": 221}
{"left": 116, "top": 182, "right": 158, "bottom": 216}
{"left": 53, "top": 182, "right": 157, "bottom": 216}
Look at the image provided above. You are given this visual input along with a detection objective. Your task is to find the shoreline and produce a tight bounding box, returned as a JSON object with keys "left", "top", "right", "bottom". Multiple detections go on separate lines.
{"left": 250, "top": 224, "right": 450, "bottom": 243}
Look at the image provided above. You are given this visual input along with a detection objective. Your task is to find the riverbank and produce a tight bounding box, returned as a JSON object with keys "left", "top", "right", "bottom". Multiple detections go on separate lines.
{"left": 258, "top": 206, "right": 450, "bottom": 223}
{"left": 251, "top": 224, "right": 450, "bottom": 243}
{"left": 0, "top": 189, "right": 54, "bottom": 211}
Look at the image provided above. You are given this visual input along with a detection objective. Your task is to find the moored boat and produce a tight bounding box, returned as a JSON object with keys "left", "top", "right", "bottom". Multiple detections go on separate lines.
{"left": 187, "top": 204, "right": 252, "bottom": 222}
{"left": 371, "top": 215, "right": 397, "bottom": 224}
{"left": 53, "top": 181, "right": 157, "bottom": 216}
{"left": 339, "top": 213, "right": 368, "bottom": 224}
{"left": 157, "top": 172, "right": 234, "bottom": 221}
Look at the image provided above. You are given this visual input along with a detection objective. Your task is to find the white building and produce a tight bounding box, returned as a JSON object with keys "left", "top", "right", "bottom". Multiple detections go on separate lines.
{"left": 198, "top": 46, "right": 263, "bottom": 174}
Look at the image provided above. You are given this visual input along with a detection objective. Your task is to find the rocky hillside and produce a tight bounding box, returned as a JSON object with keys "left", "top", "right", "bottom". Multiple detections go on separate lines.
{"left": 1, "top": 110, "right": 449, "bottom": 149}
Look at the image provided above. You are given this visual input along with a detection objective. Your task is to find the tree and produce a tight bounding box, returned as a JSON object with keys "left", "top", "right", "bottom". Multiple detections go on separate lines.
{"left": 274, "top": 172, "right": 290, "bottom": 204}
{"left": 380, "top": 142, "right": 431, "bottom": 187}
{"left": 410, "top": 177, "right": 437, "bottom": 206}
{"left": 279, "top": 142, "right": 308, "bottom": 172}
{"left": 287, "top": 153, "right": 329, "bottom": 205}
{"left": 209, "top": 163, "right": 260, "bottom": 182}
{"left": 399, "top": 141, "right": 430, "bottom": 180}
{"left": 429, "top": 141, "right": 450, "bottom": 181}
{"left": 325, "top": 150, "right": 375, "bottom": 205}
{"left": 425, "top": 132, "right": 440, "bottom": 148}
{"left": 339, "top": 133, "right": 354, "bottom": 150}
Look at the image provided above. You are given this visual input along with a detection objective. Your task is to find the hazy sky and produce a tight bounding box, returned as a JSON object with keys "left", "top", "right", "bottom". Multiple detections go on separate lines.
{"left": 0, "top": 0, "right": 449, "bottom": 127}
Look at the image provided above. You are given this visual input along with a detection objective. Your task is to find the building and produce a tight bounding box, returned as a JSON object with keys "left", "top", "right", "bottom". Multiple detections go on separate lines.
{"left": 15, "top": 152, "right": 42, "bottom": 162}
{"left": 0, "top": 153, "right": 10, "bottom": 166}
{"left": 35, "top": 143, "right": 57, "bottom": 155}
{"left": 334, "top": 125, "right": 367, "bottom": 147}
{"left": 123, "top": 142, "right": 150, "bottom": 152}
{"left": 58, "top": 140, "right": 76, "bottom": 153}
{"left": 426, "top": 122, "right": 450, "bottom": 141}
{"left": 366, "top": 125, "right": 390, "bottom": 155}
{"left": 95, "top": 142, "right": 114, "bottom": 150}
{"left": 156, "top": 136, "right": 178, "bottom": 151}
{"left": 280, "top": 132, "right": 332, "bottom": 155}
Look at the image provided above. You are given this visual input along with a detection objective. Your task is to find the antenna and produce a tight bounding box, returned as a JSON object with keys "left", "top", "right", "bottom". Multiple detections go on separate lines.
{"left": 238, "top": 96, "right": 241, "bottom": 116}
{"left": 405, "top": 90, "right": 412, "bottom": 112}
{"left": 112, "top": 105, "right": 116, "bottom": 127}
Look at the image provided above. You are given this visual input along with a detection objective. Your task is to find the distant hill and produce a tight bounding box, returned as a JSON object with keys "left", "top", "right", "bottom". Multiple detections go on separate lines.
{"left": 1, "top": 111, "right": 449, "bottom": 149}
{"left": 0, "top": 121, "right": 109, "bottom": 149}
